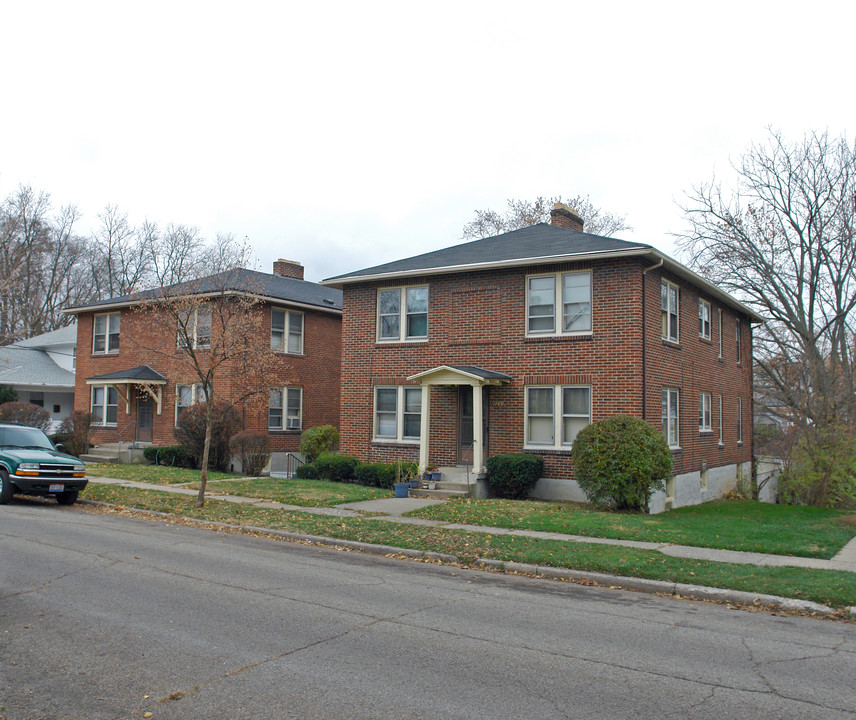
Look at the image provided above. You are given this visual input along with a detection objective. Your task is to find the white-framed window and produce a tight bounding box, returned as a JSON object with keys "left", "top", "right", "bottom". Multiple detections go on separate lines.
{"left": 718, "top": 394, "right": 723, "bottom": 445}
{"left": 93, "top": 312, "right": 120, "bottom": 354}
{"left": 718, "top": 308, "right": 723, "bottom": 358}
{"left": 737, "top": 396, "right": 743, "bottom": 443}
{"left": 176, "top": 383, "right": 206, "bottom": 420}
{"left": 373, "top": 386, "right": 422, "bottom": 442}
{"left": 699, "top": 299, "right": 711, "bottom": 340}
{"left": 91, "top": 385, "right": 118, "bottom": 426}
{"left": 526, "top": 271, "right": 592, "bottom": 336}
{"left": 269, "top": 387, "right": 302, "bottom": 430}
{"left": 271, "top": 308, "right": 304, "bottom": 354}
{"left": 524, "top": 385, "right": 591, "bottom": 448}
{"left": 377, "top": 286, "right": 428, "bottom": 342}
{"left": 178, "top": 307, "right": 212, "bottom": 349}
{"left": 661, "top": 280, "right": 679, "bottom": 343}
{"left": 662, "top": 388, "right": 679, "bottom": 448}
{"left": 736, "top": 318, "right": 742, "bottom": 363}
{"left": 699, "top": 392, "right": 712, "bottom": 432}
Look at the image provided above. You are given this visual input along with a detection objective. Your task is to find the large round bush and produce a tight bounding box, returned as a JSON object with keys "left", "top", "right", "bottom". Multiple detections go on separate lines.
{"left": 570, "top": 415, "right": 672, "bottom": 512}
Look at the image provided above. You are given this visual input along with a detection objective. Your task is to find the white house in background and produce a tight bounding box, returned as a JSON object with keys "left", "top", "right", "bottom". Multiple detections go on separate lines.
{"left": 0, "top": 323, "right": 77, "bottom": 432}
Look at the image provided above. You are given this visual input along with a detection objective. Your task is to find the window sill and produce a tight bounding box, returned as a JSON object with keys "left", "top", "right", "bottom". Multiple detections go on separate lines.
{"left": 661, "top": 339, "right": 681, "bottom": 348}
{"left": 699, "top": 335, "right": 712, "bottom": 344}
{"left": 699, "top": 429, "right": 714, "bottom": 435}
{"left": 524, "top": 333, "right": 592, "bottom": 343}
{"left": 523, "top": 446, "right": 574, "bottom": 455}
{"left": 375, "top": 339, "right": 429, "bottom": 346}
{"left": 268, "top": 428, "right": 302, "bottom": 433}
{"left": 372, "top": 439, "right": 421, "bottom": 446}
{"left": 272, "top": 351, "right": 305, "bottom": 357}
{"left": 91, "top": 351, "right": 120, "bottom": 357}
{"left": 669, "top": 446, "right": 683, "bottom": 453}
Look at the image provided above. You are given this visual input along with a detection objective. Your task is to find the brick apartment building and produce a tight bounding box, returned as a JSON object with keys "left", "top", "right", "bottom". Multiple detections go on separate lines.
{"left": 322, "top": 205, "right": 760, "bottom": 512}
{"left": 66, "top": 260, "right": 342, "bottom": 471}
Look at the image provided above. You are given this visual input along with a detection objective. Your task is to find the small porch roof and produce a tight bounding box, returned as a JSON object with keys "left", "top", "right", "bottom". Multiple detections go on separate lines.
{"left": 407, "top": 365, "right": 512, "bottom": 386}
{"left": 85, "top": 365, "right": 168, "bottom": 385}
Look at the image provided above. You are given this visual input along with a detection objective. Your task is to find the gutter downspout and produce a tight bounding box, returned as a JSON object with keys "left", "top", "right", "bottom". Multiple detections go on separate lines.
{"left": 641, "top": 258, "right": 664, "bottom": 421}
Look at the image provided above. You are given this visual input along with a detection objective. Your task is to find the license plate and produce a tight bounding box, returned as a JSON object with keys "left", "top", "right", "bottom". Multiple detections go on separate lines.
{"left": 49, "top": 484, "right": 65, "bottom": 493}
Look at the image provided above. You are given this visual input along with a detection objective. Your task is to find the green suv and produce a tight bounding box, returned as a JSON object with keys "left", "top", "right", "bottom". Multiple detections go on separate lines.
{"left": 0, "top": 423, "right": 87, "bottom": 505}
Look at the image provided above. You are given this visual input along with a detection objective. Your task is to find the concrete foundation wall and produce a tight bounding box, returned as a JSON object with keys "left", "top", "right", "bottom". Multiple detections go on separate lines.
{"left": 529, "top": 461, "right": 760, "bottom": 514}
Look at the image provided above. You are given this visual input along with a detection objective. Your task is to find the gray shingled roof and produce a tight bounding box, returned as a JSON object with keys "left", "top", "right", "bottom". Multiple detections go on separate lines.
{"left": 446, "top": 366, "right": 512, "bottom": 381}
{"left": 65, "top": 268, "right": 342, "bottom": 314}
{"left": 0, "top": 346, "right": 75, "bottom": 389}
{"left": 86, "top": 365, "right": 168, "bottom": 383}
{"left": 13, "top": 323, "right": 77, "bottom": 349}
{"left": 323, "top": 224, "right": 650, "bottom": 284}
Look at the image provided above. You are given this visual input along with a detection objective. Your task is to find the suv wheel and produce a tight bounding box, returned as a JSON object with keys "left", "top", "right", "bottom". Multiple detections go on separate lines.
{"left": 56, "top": 489, "right": 79, "bottom": 506}
{"left": 0, "top": 469, "right": 13, "bottom": 504}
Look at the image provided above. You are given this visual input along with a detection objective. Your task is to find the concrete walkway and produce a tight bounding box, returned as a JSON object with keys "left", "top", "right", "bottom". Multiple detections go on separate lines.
{"left": 88, "top": 476, "right": 856, "bottom": 573}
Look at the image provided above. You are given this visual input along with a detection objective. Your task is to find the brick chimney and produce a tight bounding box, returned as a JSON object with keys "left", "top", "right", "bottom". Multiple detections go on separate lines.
{"left": 550, "top": 203, "right": 584, "bottom": 232}
{"left": 273, "top": 258, "right": 304, "bottom": 280}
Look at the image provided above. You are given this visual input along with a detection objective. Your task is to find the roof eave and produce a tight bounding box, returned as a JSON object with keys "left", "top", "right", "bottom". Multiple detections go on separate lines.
{"left": 64, "top": 290, "right": 342, "bottom": 316}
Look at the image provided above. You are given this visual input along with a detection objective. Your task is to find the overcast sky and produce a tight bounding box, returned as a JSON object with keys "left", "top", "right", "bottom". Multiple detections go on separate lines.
{"left": 2, "top": 1, "right": 852, "bottom": 283}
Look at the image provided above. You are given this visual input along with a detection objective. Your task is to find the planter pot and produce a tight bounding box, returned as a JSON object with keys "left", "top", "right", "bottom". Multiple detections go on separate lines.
{"left": 428, "top": 482, "right": 437, "bottom": 490}
{"left": 430, "top": 472, "right": 442, "bottom": 481}
{"left": 409, "top": 479, "right": 420, "bottom": 489}
{"left": 394, "top": 482, "right": 410, "bottom": 498}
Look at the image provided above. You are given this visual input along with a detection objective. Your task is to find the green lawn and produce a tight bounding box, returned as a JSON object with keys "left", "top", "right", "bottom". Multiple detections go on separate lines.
{"left": 411, "top": 498, "right": 856, "bottom": 559}
{"left": 78, "top": 483, "right": 856, "bottom": 609}
{"left": 198, "top": 477, "right": 389, "bottom": 507}
{"left": 86, "top": 463, "right": 240, "bottom": 485}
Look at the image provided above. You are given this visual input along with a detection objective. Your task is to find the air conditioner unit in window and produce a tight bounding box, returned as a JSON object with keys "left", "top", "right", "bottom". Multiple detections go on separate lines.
{"left": 286, "top": 418, "right": 301, "bottom": 430}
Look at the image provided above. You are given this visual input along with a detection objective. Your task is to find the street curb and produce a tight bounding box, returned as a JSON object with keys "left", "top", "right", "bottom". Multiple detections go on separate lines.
{"left": 80, "top": 500, "right": 855, "bottom": 618}
{"left": 474, "top": 558, "right": 845, "bottom": 616}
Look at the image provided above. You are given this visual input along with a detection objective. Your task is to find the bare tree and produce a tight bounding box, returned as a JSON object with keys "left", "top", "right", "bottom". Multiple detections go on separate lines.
{"left": 462, "top": 195, "right": 632, "bottom": 240}
{"left": 90, "top": 204, "right": 149, "bottom": 297}
{"left": 131, "top": 237, "right": 277, "bottom": 506}
{"left": 676, "top": 130, "right": 856, "bottom": 429}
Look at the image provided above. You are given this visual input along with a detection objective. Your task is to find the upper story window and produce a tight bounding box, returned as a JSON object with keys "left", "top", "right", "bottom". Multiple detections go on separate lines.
{"left": 699, "top": 299, "right": 711, "bottom": 340}
{"left": 93, "top": 312, "right": 120, "bottom": 354}
{"left": 178, "top": 307, "right": 211, "bottom": 350}
{"left": 526, "top": 271, "right": 592, "bottom": 336}
{"left": 374, "top": 386, "right": 422, "bottom": 442}
{"left": 271, "top": 308, "right": 304, "bottom": 354}
{"left": 525, "top": 385, "right": 591, "bottom": 449}
{"left": 269, "top": 387, "right": 302, "bottom": 430}
{"left": 736, "top": 318, "right": 742, "bottom": 363}
{"left": 661, "top": 280, "right": 679, "bottom": 343}
{"left": 377, "top": 286, "right": 428, "bottom": 342}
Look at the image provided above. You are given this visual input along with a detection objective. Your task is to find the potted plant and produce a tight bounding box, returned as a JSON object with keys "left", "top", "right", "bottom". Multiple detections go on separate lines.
{"left": 393, "top": 462, "right": 410, "bottom": 498}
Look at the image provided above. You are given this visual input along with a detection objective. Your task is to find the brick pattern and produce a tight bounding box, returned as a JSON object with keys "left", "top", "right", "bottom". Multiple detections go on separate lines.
{"left": 339, "top": 257, "right": 753, "bottom": 479}
{"left": 74, "top": 301, "right": 341, "bottom": 452}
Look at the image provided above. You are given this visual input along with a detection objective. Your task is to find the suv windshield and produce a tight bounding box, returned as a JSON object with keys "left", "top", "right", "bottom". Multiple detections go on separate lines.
{"left": 0, "top": 426, "right": 54, "bottom": 450}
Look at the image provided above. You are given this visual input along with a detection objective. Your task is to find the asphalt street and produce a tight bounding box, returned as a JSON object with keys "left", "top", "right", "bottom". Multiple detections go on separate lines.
{"left": 2, "top": 500, "right": 855, "bottom": 719}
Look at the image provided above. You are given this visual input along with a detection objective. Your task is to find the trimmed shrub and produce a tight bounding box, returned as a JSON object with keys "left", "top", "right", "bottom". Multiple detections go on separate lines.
{"left": 571, "top": 415, "right": 672, "bottom": 512}
{"left": 230, "top": 430, "right": 272, "bottom": 477}
{"left": 143, "top": 445, "right": 196, "bottom": 468}
{"left": 174, "top": 401, "right": 242, "bottom": 471}
{"left": 354, "top": 461, "right": 416, "bottom": 489}
{"left": 486, "top": 454, "right": 544, "bottom": 499}
{"left": 55, "top": 411, "right": 93, "bottom": 457}
{"left": 0, "top": 402, "right": 51, "bottom": 431}
{"left": 299, "top": 425, "right": 340, "bottom": 463}
{"left": 314, "top": 451, "right": 359, "bottom": 482}
{"left": 295, "top": 462, "right": 317, "bottom": 479}
{"left": 0, "top": 385, "right": 18, "bottom": 404}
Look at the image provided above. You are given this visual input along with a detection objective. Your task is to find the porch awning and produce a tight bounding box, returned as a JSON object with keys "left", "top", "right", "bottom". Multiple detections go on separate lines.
{"left": 85, "top": 365, "right": 167, "bottom": 415}
{"left": 407, "top": 365, "right": 511, "bottom": 386}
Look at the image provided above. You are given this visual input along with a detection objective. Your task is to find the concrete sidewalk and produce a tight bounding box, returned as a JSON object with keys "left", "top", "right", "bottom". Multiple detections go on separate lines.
{"left": 87, "top": 476, "right": 856, "bottom": 573}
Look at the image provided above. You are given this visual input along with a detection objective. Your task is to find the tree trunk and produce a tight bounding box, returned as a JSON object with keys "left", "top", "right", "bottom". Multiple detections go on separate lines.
{"left": 196, "top": 404, "right": 213, "bottom": 507}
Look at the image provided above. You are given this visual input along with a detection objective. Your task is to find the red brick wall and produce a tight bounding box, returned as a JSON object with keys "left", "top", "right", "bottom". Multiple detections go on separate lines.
{"left": 74, "top": 301, "right": 341, "bottom": 452}
{"left": 339, "top": 257, "right": 753, "bottom": 479}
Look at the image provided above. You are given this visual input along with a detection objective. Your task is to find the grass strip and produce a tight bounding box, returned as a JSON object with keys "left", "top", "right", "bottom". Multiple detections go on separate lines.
{"left": 81, "top": 484, "right": 856, "bottom": 608}
{"left": 86, "top": 463, "right": 240, "bottom": 485}
{"left": 410, "top": 498, "right": 856, "bottom": 559}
